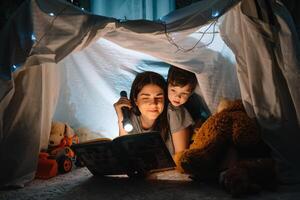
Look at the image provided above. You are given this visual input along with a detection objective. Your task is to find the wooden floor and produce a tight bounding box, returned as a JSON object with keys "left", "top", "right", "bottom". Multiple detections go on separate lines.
{"left": 1, "top": 167, "right": 300, "bottom": 200}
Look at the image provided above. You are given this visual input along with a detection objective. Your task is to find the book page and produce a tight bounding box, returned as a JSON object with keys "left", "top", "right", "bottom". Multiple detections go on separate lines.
{"left": 112, "top": 132, "right": 175, "bottom": 173}
{"left": 78, "top": 137, "right": 112, "bottom": 144}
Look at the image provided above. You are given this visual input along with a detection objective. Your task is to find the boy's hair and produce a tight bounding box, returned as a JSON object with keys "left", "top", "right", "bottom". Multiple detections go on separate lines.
{"left": 167, "top": 66, "right": 198, "bottom": 92}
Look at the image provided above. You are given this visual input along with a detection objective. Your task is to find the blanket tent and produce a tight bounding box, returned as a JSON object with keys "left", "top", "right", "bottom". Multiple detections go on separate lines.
{"left": 0, "top": 0, "right": 299, "bottom": 187}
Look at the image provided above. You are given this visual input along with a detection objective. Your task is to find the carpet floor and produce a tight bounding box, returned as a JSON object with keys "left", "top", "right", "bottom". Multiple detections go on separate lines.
{"left": 1, "top": 167, "right": 300, "bottom": 200}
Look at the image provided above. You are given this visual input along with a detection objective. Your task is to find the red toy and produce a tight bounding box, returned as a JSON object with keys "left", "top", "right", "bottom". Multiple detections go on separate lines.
{"left": 36, "top": 122, "right": 79, "bottom": 179}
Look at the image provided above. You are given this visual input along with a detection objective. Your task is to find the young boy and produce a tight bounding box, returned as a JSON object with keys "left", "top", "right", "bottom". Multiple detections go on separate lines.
{"left": 167, "top": 65, "right": 198, "bottom": 153}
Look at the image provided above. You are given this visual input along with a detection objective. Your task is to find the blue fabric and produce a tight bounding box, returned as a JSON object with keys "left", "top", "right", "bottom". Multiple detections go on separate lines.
{"left": 91, "top": 0, "right": 175, "bottom": 21}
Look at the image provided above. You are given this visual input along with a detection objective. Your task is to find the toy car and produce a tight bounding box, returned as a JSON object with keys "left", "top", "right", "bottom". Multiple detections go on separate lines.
{"left": 36, "top": 135, "right": 79, "bottom": 179}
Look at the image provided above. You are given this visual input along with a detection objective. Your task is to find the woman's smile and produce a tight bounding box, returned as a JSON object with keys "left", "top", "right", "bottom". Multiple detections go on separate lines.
{"left": 135, "top": 84, "right": 165, "bottom": 120}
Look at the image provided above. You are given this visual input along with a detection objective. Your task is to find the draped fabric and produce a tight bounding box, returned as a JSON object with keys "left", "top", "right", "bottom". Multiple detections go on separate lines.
{"left": 220, "top": 0, "right": 300, "bottom": 183}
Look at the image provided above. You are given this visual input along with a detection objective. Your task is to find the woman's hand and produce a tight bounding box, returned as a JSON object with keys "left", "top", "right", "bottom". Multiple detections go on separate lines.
{"left": 114, "top": 97, "right": 132, "bottom": 121}
{"left": 114, "top": 97, "right": 132, "bottom": 136}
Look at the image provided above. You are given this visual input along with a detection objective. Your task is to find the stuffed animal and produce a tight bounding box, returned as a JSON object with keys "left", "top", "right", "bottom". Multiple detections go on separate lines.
{"left": 36, "top": 122, "right": 78, "bottom": 179}
{"left": 47, "top": 121, "right": 79, "bottom": 170}
{"left": 174, "top": 99, "right": 277, "bottom": 197}
{"left": 49, "top": 121, "right": 76, "bottom": 149}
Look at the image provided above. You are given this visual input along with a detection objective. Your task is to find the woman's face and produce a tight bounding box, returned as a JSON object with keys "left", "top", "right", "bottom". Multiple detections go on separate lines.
{"left": 135, "top": 84, "right": 165, "bottom": 121}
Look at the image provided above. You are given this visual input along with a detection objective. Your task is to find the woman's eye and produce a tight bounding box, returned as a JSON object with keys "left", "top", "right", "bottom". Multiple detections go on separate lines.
{"left": 156, "top": 98, "right": 163, "bottom": 102}
{"left": 141, "top": 98, "right": 150, "bottom": 102}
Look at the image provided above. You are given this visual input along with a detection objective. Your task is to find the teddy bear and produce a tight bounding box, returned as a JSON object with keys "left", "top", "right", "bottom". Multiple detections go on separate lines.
{"left": 174, "top": 99, "right": 277, "bottom": 197}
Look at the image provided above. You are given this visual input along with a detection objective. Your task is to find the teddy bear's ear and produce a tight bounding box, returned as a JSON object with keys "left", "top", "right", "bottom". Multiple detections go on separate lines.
{"left": 64, "top": 124, "right": 75, "bottom": 138}
{"left": 216, "top": 97, "right": 231, "bottom": 113}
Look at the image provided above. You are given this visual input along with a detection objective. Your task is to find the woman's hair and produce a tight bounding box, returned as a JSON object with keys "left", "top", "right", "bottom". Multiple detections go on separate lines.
{"left": 130, "top": 71, "right": 169, "bottom": 141}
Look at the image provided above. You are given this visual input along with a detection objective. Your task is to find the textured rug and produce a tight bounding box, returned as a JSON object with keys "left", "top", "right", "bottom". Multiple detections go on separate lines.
{"left": 1, "top": 167, "right": 300, "bottom": 200}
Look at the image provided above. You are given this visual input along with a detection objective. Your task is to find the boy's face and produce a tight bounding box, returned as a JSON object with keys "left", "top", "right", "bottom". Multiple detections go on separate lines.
{"left": 168, "top": 83, "right": 192, "bottom": 107}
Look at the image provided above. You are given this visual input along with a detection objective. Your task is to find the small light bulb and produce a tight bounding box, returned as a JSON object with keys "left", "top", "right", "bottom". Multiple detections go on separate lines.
{"left": 124, "top": 123, "right": 133, "bottom": 132}
{"left": 212, "top": 11, "right": 220, "bottom": 18}
{"left": 31, "top": 34, "right": 36, "bottom": 41}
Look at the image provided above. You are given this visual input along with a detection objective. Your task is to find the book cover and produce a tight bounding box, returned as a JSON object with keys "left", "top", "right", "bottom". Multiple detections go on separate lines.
{"left": 72, "top": 132, "right": 175, "bottom": 177}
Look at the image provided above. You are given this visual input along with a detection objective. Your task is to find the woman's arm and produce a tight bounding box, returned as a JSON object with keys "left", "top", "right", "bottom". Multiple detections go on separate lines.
{"left": 172, "top": 127, "right": 191, "bottom": 153}
{"left": 113, "top": 97, "right": 132, "bottom": 136}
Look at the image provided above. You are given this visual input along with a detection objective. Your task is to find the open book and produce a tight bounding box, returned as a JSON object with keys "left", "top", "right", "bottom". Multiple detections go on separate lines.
{"left": 71, "top": 132, "right": 175, "bottom": 177}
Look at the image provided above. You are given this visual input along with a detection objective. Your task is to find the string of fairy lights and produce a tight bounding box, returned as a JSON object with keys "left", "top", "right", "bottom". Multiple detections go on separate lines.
{"left": 3, "top": 0, "right": 221, "bottom": 79}
{"left": 164, "top": 19, "right": 219, "bottom": 53}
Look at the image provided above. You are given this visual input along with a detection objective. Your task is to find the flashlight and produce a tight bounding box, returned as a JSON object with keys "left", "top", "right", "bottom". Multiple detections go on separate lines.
{"left": 120, "top": 91, "right": 133, "bottom": 132}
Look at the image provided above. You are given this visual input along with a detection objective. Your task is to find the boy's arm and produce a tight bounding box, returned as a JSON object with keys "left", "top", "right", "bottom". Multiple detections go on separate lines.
{"left": 172, "top": 127, "right": 191, "bottom": 153}
{"left": 168, "top": 105, "right": 194, "bottom": 153}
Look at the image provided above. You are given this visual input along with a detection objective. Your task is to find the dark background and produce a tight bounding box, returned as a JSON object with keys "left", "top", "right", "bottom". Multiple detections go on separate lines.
{"left": 0, "top": 0, "right": 202, "bottom": 31}
{"left": 1, "top": 0, "right": 299, "bottom": 34}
